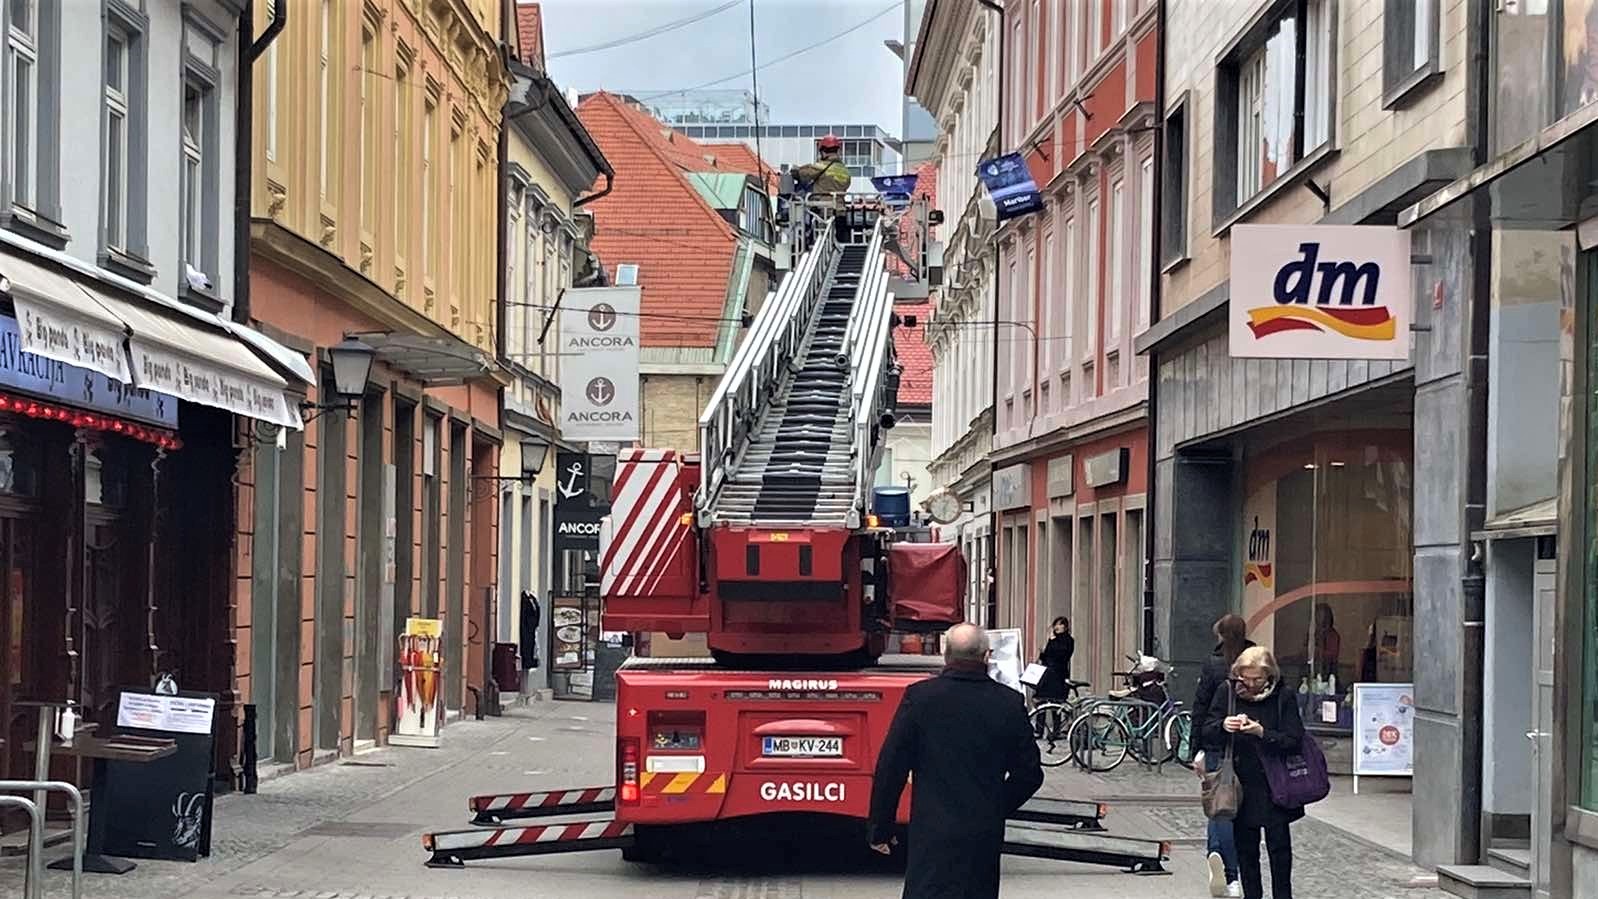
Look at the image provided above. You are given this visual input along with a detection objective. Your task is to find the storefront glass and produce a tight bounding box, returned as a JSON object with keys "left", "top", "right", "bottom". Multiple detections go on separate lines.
{"left": 1583, "top": 249, "right": 1598, "bottom": 810}
{"left": 1241, "top": 405, "right": 1414, "bottom": 734}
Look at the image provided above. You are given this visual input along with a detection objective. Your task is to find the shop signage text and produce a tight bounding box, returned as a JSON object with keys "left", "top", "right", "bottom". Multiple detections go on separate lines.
{"left": 993, "top": 463, "right": 1028, "bottom": 511}
{"left": 1229, "top": 225, "right": 1412, "bottom": 361}
{"left": 553, "top": 451, "right": 608, "bottom": 553}
{"left": 560, "top": 286, "right": 641, "bottom": 442}
{"left": 1083, "top": 448, "right": 1129, "bottom": 489}
{"left": 130, "top": 339, "right": 301, "bottom": 430}
{"left": 0, "top": 314, "right": 177, "bottom": 427}
{"left": 13, "top": 297, "right": 131, "bottom": 383}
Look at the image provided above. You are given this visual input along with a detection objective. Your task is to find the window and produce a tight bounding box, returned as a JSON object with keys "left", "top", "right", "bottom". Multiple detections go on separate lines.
{"left": 318, "top": 0, "right": 333, "bottom": 204}
{"left": 394, "top": 53, "right": 412, "bottom": 278}
{"left": 507, "top": 185, "right": 522, "bottom": 357}
{"left": 1063, "top": 215, "right": 1076, "bottom": 360}
{"left": 1085, "top": 198, "right": 1100, "bottom": 358}
{"left": 265, "top": 1, "right": 278, "bottom": 162}
{"left": 1161, "top": 101, "right": 1188, "bottom": 263}
{"left": 1010, "top": 17, "right": 1023, "bottom": 143}
{"left": 1107, "top": 178, "right": 1124, "bottom": 342}
{"left": 1006, "top": 256, "right": 1019, "bottom": 401}
{"left": 180, "top": 83, "right": 203, "bottom": 278}
{"left": 1583, "top": 249, "right": 1598, "bottom": 811}
{"left": 1382, "top": 0, "right": 1439, "bottom": 106}
{"left": 180, "top": 11, "right": 222, "bottom": 303}
{"left": 1067, "top": 0, "right": 1081, "bottom": 83}
{"left": 422, "top": 93, "right": 436, "bottom": 284}
{"left": 1137, "top": 156, "right": 1153, "bottom": 329}
{"left": 6, "top": 0, "right": 60, "bottom": 232}
{"left": 359, "top": 26, "right": 376, "bottom": 249}
{"left": 102, "top": 19, "right": 137, "bottom": 256}
{"left": 7, "top": 0, "right": 39, "bottom": 209}
{"left": 1218, "top": 0, "right": 1333, "bottom": 215}
{"left": 1089, "top": 0, "right": 1102, "bottom": 60}
{"left": 1042, "top": 228, "right": 1055, "bottom": 388}
{"left": 1050, "top": 0, "right": 1062, "bottom": 99}
{"left": 1028, "top": 0, "right": 1041, "bottom": 125}
{"left": 1113, "top": 0, "right": 1126, "bottom": 35}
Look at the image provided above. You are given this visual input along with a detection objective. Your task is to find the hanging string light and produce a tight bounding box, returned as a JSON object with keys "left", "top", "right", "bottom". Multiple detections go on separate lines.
{"left": 0, "top": 392, "right": 182, "bottom": 450}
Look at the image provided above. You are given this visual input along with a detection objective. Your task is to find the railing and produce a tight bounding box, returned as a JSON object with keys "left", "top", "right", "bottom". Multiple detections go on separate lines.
{"left": 697, "top": 224, "right": 837, "bottom": 520}
{"left": 844, "top": 218, "right": 896, "bottom": 528}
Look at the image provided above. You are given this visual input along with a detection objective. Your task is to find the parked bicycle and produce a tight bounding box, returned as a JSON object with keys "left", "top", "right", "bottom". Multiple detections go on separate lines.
{"left": 1067, "top": 654, "right": 1194, "bottom": 772}
{"left": 1027, "top": 678, "right": 1090, "bottom": 768}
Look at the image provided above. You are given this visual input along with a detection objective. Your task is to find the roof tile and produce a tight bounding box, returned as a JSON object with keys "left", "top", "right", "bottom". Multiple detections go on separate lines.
{"left": 514, "top": 3, "right": 545, "bottom": 70}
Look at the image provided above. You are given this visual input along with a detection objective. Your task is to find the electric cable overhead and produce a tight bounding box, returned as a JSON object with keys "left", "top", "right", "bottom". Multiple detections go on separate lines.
{"left": 747, "top": 0, "right": 767, "bottom": 186}
{"left": 547, "top": 0, "right": 743, "bottom": 60}
{"left": 642, "top": 0, "right": 905, "bottom": 101}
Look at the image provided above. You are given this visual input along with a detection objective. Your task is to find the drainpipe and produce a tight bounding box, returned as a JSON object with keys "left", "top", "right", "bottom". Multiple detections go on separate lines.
{"left": 233, "top": 0, "right": 287, "bottom": 325}
{"left": 574, "top": 172, "right": 614, "bottom": 208}
{"left": 1142, "top": 0, "right": 1165, "bottom": 657}
{"left": 1455, "top": 0, "right": 1492, "bottom": 869}
{"left": 978, "top": 0, "right": 1002, "bottom": 626}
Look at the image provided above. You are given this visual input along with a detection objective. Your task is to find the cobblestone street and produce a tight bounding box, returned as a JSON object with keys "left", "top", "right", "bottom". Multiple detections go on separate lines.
{"left": 0, "top": 700, "right": 1445, "bottom": 899}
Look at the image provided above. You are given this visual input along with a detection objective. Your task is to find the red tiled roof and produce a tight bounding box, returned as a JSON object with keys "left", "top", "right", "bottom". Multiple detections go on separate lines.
{"left": 701, "top": 143, "right": 776, "bottom": 192}
{"left": 576, "top": 92, "right": 743, "bottom": 349}
{"left": 894, "top": 301, "right": 933, "bottom": 406}
{"left": 515, "top": 3, "right": 545, "bottom": 70}
{"left": 888, "top": 161, "right": 939, "bottom": 280}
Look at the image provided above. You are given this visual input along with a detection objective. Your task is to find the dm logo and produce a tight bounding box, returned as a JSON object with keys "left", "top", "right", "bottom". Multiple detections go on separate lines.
{"left": 1245, "top": 242, "right": 1396, "bottom": 342}
{"left": 587, "top": 303, "right": 617, "bottom": 332}
{"left": 1243, "top": 515, "right": 1274, "bottom": 588}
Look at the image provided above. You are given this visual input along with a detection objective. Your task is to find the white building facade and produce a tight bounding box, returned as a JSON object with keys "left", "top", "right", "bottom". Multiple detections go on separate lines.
{"left": 906, "top": 0, "right": 998, "bottom": 626}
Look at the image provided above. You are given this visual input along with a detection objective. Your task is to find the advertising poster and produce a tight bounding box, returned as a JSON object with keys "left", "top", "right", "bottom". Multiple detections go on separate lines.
{"left": 1352, "top": 682, "right": 1415, "bottom": 782}
{"left": 986, "top": 628, "right": 1025, "bottom": 695}
{"left": 976, "top": 153, "right": 1044, "bottom": 221}
{"left": 551, "top": 598, "right": 587, "bottom": 670}
{"left": 554, "top": 452, "right": 611, "bottom": 554}
{"left": 392, "top": 618, "right": 443, "bottom": 748}
{"left": 870, "top": 173, "right": 919, "bottom": 207}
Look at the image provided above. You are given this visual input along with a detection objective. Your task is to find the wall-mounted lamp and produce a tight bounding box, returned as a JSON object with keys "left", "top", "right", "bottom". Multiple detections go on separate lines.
{"left": 301, "top": 336, "right": 377, "bottom": 424}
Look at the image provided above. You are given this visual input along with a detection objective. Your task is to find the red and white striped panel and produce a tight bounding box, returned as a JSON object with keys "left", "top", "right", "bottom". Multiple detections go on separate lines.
{"left": 469, "top": 786, "right": 615, "bottom": 814}
{"left": 429, "top": 819, "right": 633, "bottom": 852}
{"left": 601, "top": 451, "right": 691, "bottom": 599}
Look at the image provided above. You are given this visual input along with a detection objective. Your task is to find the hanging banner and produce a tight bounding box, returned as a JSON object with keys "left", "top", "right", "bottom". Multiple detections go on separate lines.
{"left": 392, "top": 618, "right": 443, "bottom": 748}
{"left": 977, "top": 153, "right": 1044, "bottom": 221}
{"left": 1228, "top": 224, "right": 1412, "bottom": 361}
{"left": 871, "top": 173, "right": 919, "bottom": 207}
{"left": 553, "top": 451, "right": 607, "bottom": 553}
{"left": 559, "top": 286, "right": 640, "bottom": 442}
{"left": 0, "top": 314, "right": 177, "bottom": 427}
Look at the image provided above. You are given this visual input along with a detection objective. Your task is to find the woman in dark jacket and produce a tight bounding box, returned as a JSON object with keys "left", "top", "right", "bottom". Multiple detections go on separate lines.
{"left": 1194, "top": 615, "right": 1253, "bottom": 896}
{"left": 1034, "top": 617, "right": 1076, "bottom": 701}
{"left": 1203, "top": 646, "right": 1305, "bottom": 899}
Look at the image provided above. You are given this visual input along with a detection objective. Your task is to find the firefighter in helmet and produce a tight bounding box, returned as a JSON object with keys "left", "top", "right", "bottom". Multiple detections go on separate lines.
{"left": 793, "top": 134, "right": 852, "bottom": 195}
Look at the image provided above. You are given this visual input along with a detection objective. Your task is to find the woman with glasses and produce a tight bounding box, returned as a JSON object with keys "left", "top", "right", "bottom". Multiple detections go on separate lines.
{"left": 1202, "top": 645, "right": 1305, "bottom": 899}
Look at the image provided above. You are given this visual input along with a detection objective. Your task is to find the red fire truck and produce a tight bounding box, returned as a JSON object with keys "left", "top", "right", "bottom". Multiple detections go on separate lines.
{"left": 421, "top": 196, "right": 1169, "bottom": 875}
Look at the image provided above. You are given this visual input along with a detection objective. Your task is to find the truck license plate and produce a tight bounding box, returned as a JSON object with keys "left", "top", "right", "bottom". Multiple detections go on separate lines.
{"left": 762, "top": 736, "right": 843, "bottom": 757}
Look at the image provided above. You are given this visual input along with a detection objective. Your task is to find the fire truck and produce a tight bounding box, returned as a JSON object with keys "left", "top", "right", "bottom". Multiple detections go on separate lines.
{"left": 420, "top": 192, "right": 1170, "bottom": 875}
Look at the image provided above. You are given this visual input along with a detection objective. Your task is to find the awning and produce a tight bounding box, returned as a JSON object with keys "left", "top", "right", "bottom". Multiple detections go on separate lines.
{"left": 1472, "top": 497, "right": 1557, "bottom": 541}
{"left": 2, "top": 253, "right": 132, "bottom": 383}
{"left": 98, "top": 293, "right": 304, "bottom": 430}
{"left": 1401, "top": 104, "right": 1598, "bottom": 231}
{"left": 360, "top": 332, "right": 498, "bottom": 386}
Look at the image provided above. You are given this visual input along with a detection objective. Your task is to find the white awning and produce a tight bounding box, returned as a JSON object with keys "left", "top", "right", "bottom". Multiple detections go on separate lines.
{"left": 98, "top": 293, "right": 304, "bottom": 430}
{"left": 2, "top": 253, "right": 132, "bottom": 383}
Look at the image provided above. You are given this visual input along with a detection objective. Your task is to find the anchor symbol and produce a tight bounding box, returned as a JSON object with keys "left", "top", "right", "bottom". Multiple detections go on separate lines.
{"left": 558, "top": 462, "right": 584, "bottom": 499}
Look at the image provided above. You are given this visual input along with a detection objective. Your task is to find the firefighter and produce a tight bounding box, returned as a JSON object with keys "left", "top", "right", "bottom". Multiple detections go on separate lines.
{"left": 792, "top": 134, "right": 852, "bottom": 195}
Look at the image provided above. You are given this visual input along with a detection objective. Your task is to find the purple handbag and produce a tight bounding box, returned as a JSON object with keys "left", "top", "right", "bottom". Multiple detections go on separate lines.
{"left": 1261, "top": 720, "right": 1330, "bottom": 808}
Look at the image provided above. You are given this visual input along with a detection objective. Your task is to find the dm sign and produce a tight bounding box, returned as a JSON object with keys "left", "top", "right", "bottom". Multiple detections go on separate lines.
{"left": 1228, "top": 225, "right": 1412, "bottom": 361}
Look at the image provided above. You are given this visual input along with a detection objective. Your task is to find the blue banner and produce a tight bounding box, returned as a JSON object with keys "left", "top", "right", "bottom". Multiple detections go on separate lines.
{"left": 0, "top": 314, "right": 177, "bottom": 427}
{"left": 871, "top": 173, "right": 919, "bottom": 206}
{"left": 978, "top": 153, "right": 1044, "bottom": 221}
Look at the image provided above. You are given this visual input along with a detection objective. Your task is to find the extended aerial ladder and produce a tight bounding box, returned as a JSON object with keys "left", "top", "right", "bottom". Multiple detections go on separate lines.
{"left": 418, "top": 193, "right": 1170, "bottom": 876}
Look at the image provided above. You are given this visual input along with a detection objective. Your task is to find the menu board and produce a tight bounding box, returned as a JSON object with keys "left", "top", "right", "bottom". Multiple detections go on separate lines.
{"left": 116, "top": 693, "right": 216, "bottom": 735}
{"left": 1352, "top": 682, "right": 1414, "bottom": 777}
{"left": 98, "top": 690, "right": 217, "bottom": 862}
{"left": 986, "top": 628, "right": 1025, "bottom": 694}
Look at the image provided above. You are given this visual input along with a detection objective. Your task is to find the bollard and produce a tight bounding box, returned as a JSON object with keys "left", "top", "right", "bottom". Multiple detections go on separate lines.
{"left": 240, "top": 704, "right": 259, "bottom": 794}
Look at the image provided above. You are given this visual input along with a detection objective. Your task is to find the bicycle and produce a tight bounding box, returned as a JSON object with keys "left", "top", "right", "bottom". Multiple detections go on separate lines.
{"left": 1027, "top": 679, "right": 1090, "bottom": 768}
{"left": 1067, "top": 656, "right": 1194, "bottom": 772}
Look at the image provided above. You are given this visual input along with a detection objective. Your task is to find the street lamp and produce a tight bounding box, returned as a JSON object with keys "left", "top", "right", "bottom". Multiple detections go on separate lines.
{"left": 520, "top": 436, "right": 550, "bottom": 478}
{"left": 302, "top": 335, "right": 377, "bottom": 423}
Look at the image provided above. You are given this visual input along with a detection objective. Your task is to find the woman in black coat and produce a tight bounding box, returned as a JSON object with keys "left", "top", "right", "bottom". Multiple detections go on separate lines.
{"left": 1034, "top": 617, "right": 1075, "bottom": 701}
{"left": 1203, "top": 646, "right": 1305, "bottom": 899}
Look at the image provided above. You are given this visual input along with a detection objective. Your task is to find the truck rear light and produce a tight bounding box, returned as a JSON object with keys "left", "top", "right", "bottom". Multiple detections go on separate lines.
{"left": 619, "top": 737, "right": 641, "bottom": 804}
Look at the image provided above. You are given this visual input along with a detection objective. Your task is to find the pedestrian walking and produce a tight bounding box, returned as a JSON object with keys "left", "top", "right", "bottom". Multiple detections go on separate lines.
{"left": 1033, "top": 616, "right": 1075, "bottom": 701}
{"left": 868, "top": 623, "right": 1045, "bottom": 899}
{"left": 1202, "top": 646, "right": 1305, "bottom": 899}
{"left": 1193, "top": 614, "right": 1253, "bottom": 897}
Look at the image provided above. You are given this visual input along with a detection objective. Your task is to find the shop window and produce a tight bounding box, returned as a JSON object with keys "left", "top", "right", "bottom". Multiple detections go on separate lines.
{"left": 1240, "top": 421, "right": 1414, "bottom": 735}
{"left": 0, "top": 426, "right": 40, "bottom": 498}
{"left": 1564, "top": 0, "right": 1598, "bottom": 118}
{"left": 1583, "top": 250, "right": 1598, "bottom": 809}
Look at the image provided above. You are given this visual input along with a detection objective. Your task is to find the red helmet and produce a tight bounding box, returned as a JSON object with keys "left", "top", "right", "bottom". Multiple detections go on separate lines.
{"left": 818, "top": 133, "right": 842, "bottom": 152}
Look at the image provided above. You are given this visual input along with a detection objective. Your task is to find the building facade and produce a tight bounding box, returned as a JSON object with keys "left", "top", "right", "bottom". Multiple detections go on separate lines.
{"left": 0, "top": 0, "right": 315, "bottom": 800}
{"left": 893, "top": 0, "right": 939, "bottom": 169}
{"left": 1142, "top": 0, "right": 1479, "bottom": 873}
{"left": 1397, "top": 2, "right": 1598, "bottom": 895}
{"left": 982, "top": 0, "right": 1157, "bottom": 674}
{"left": 906, "top": 0, "right": 1000, "bottom": 626}
{"left": 240, "top": 0, "right": 506, "bottom": 768}
{"left": 497, "top": 8, "right": 610, "bottom": 699}
{"left": 670, "top": 121, "right": 903, "bottom": 182}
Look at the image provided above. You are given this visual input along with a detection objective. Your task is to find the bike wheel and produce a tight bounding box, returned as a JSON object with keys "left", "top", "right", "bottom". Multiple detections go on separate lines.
{"left": 1067, "top": 710, "right": 1131, "bottom": 772}
{"left": 1162, "top": 711, "right": 1195, "bottom": 766}
{"left": 1030, "top": 703, "right": 1074, "bottom": 768}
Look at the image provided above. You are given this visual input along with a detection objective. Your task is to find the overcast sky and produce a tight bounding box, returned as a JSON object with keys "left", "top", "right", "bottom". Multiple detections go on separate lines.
{"left": 537, "top": 0, "right": 909, "bottom": 134}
